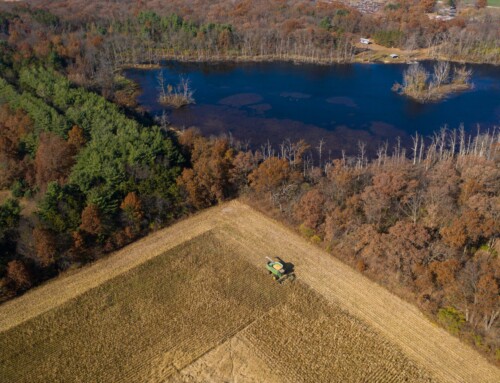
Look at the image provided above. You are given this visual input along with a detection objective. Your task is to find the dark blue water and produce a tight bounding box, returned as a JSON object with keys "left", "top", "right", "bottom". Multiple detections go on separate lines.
{"left": 125, "top": 61, "right": 500, "bottom": 156}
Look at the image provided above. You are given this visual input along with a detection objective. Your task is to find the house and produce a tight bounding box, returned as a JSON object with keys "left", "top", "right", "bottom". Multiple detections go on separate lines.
{"left": 390, "top": 54, "right": 399, "bottom": 59}
{"left": 360, "top": 38, "right": 371, "bottom": 45}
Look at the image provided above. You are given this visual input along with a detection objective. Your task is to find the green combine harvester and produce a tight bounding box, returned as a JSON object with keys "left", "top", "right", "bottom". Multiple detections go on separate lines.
{"left": 265, "top": 257, "right": 295, "bottom": 283}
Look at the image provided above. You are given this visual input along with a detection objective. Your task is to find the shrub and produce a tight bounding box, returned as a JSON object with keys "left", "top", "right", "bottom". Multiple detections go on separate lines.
{"left": 437, "top": 306, "right": 465, "bottom": 335}
{"left": 373, "top": 30, "right": 404, "bottom": 47}
{"left": 299, "top": 224, "right": 315, "bottom": 238}
{"left": 11, "top": 180, "right": 26, "bottom": 198}
{"left": 310, "top": 235, "right": 322, "bottom": 244}
{"left": 356, "top": 259, "right": 367, "bottom": 272}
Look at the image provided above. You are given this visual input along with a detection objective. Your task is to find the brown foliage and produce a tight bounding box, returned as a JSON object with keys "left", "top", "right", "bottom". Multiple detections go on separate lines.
{"left": 33, "top": 227, "right": 57, "bottom": 267}
{"left": 429, "top": 259, "right": 460, "bottom": 288}
{"left": 441, "top": 204, "right": 498, "bottom": 250}
{"left": 6, "top": 260, "right": 31, "bottom": 290}
{"left": 356, "top": 259, "right": 367, "bottom": 273}
{"left": 80, "top": 204, "right": 104, "bottom": 236}
{"left": 35, "top": 132, "right": 76, "bottom": 192}
{"left": 294, "top": 189, "right": 325, "bottom": 230}
{"left": 103, "top": 230, "right": 131, "bottom": 253}
{"left": 120, "top": 192, "right": 143, "bottom": 237}
{"left": 423, "top": 161, "right": 459, "bottom": 228}
{"left": 71, "top": 230, "right": 86, "bottom": 253}
{"left": 249, "top": 157, "right": 296, "bottom": 195}
{"left": 0, "top": 105, "right": 34, "bottom": 188}
{"left": 120, "top": 192, "right": 143, "bottom": 223}
{"left": 420, "top": 0, "right": 436, "bottom": 13}
{"left": 385, "top": 222, "right": 431, "bottom": 282}
{"left": 453, "top": 251, "right": 499, "bottom": 331}
{"left": 230, "top": 151, "right": 258, "bottom": 188}
{"left": 178, "top": 127, "right": 202, "bottom": 153}
{"left": 67, "top": 125, "right": 86, "bottom": 150}
{"left": 476, "top": 0, "right": 487, "bottom": 8}
{"left": 476, "top": 273, "right": 498, "bottom": 326}
{"left": 440, "top": 219, "right": 467, "bottom": 249}
{"left": 324, "top": 203, "right": 356, "bottom": 243}
{"left": 178, "top": 137, "right": 235, "bottom": 209}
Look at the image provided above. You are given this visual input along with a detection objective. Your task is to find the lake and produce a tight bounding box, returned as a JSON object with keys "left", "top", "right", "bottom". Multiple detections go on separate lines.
{"left": 124, "top": 61, "right": 500, "bottom": 157}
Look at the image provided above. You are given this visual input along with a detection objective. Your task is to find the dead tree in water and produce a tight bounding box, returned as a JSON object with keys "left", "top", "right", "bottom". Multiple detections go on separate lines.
{"left": 316, "top": 139, "right": 325, "bottom": 167}
{"left": 158, "top": 75, "right": 195, "bottom": 108}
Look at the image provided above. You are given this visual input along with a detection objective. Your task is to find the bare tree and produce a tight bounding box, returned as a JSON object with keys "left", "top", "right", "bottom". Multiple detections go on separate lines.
{"left": 316, "top": 138, "right": 325, "bottom": 167}
{"left": 357, "top": 141, "right": 366, "bottom": 169}
{"left": 401, "top": 191, "right": 424, "bottom": 224}
{"left": 412, "top": 132, "right": 419, "bottom": 165}
{"left": 157, "top": 70, "right": 167, "bottom": 100}
{"left": 432, "top": 61, "right": 450, "bottom": 88}
{"left": 453, "top": 66, "right": 473, "bottom": 85}
{"left": 158, "top": 76, "right": 195, "bottom": 108}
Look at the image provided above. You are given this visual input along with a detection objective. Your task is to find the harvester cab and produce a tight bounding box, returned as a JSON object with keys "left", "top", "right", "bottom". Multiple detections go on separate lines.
{"left": 265, "top": 256, "right": 295, "bottom": 284}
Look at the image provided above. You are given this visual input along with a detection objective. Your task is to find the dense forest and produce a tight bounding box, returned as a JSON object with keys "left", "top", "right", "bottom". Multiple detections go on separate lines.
{"left": 0, "top": 2, "right": 498, "bottom": 364}
{"left": 22, "top": 0, "right": 500, "bottom": 65}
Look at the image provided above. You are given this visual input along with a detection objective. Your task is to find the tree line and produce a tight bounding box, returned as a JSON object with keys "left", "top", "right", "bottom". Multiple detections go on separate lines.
{"left": 0, "top": 2, "right": 499, "bottom": 100}
{"left": 0, "top": 64, "right": 185, "bottom": 297}
{"left": 0, "top": 2, "right": 498, "bottom": 365}
{"left": 176, "top": 127, "right": 499, "bottom": 363}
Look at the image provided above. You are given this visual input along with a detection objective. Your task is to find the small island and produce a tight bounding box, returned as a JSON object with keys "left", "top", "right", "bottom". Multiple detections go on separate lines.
{"left": 392, "top": 62, "right": 472, "bottom": 103}
{"left": 157, "top": 72, "right": 195, "bottom": 108}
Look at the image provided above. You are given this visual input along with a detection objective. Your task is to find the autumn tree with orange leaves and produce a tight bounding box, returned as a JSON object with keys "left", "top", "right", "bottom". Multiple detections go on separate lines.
{"left": 80, "top": 204, "right": 104, "bottom": 236}
{"left": 35, "top": 132, "right": 76, "bottom": 192}
{"left": 178, "top": 137, "right": 236, "bottom": 209}
{"left": 6, "top": 260, "right": 31, "bottom": 291}
{"left": 33, "top": 227, "right": 57, "bottom": 267}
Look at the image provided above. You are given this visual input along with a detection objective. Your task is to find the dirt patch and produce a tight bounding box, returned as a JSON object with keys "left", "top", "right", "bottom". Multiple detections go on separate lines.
{"left": 354, "top": 41, "right": 430, "bottom": 63}
{"left": 173, "top": 335, "right": 283, "bottom": 383}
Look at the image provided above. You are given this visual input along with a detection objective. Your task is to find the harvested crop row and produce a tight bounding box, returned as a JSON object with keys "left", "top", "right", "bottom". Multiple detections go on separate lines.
{"left": 171, "top": 334, "right": 284, "bottom": 383}
{"left": 242, "top": 282, "right": 435, "bottom": 383}
{"left": 0, "top": 204, "right": 224, "bottom": 333}
{"left": 0, "top": 231, "right": 280, "bottom": 383}
{"left": 216, "top": 201, "right": 500, "bottom": 383}
{"left": 1, "top": 201, "right": 497, "bottom": 383}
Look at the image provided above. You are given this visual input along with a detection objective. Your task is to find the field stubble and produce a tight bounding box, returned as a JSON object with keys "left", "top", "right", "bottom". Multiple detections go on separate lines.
{"left": 0, "top": 201, "right": 498, "bottom": 383}
{"left": 0, "top": 232, "right": 279, "bottom": 382}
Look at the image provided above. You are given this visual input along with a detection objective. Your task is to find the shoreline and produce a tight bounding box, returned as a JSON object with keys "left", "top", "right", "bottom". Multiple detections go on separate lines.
{"left": 119, "top": 51, "right": 500, "bottom": 71}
